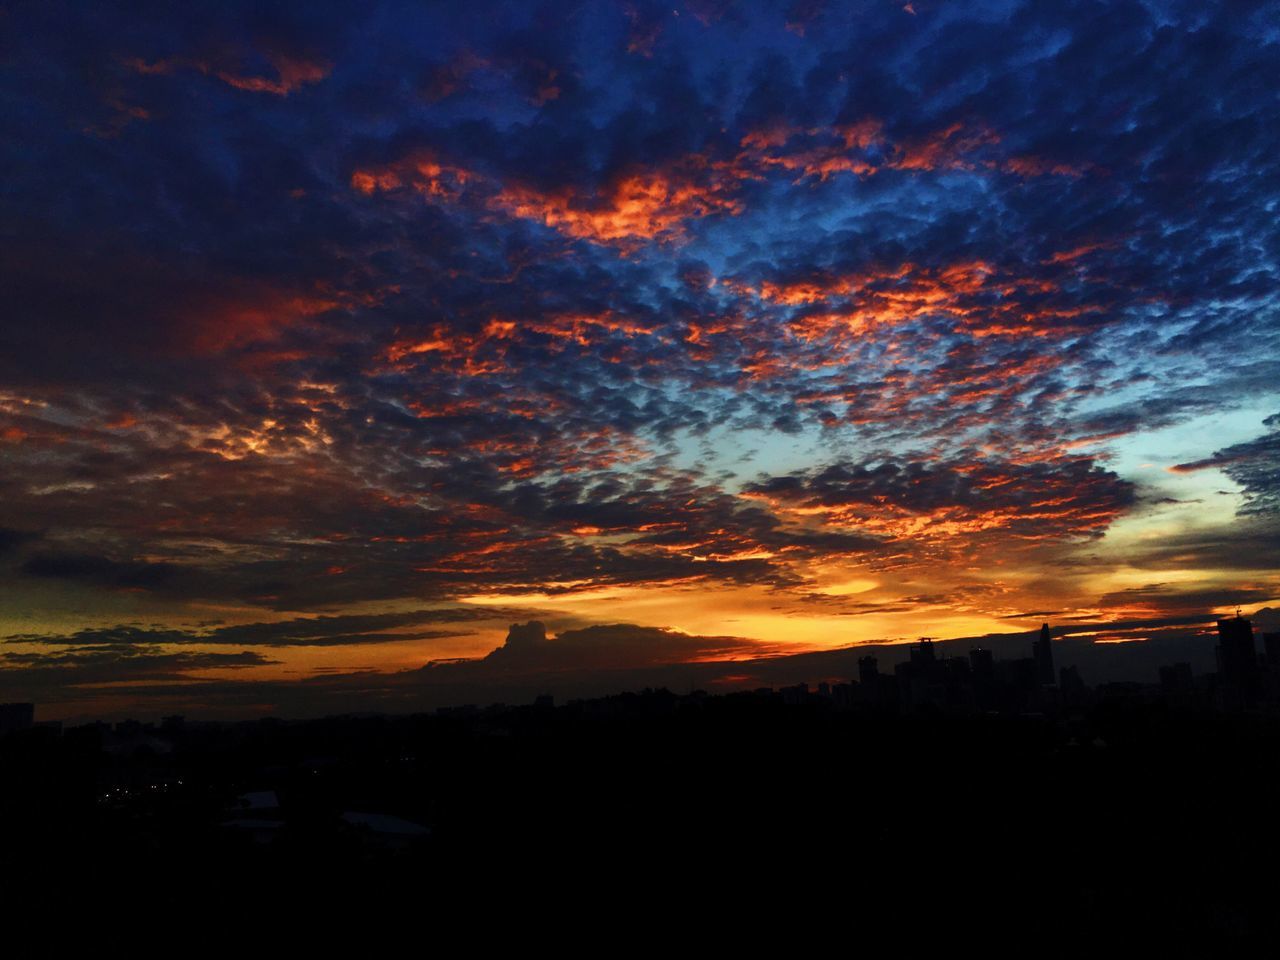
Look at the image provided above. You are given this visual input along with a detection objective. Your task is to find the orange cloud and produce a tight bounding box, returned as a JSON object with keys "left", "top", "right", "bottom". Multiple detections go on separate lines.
{"left": 1005, "top": 155, "right": 1088, "bottom": 179}
{"left": 351, "top": 121, "right": 1088, "bottom": 252}
{"left": 349, "top": 150, "right": 473, "bottom": 199}
{"left": 741, "top": 120, "right": 885, "bottom": 181}
{"left": 351, "top": 142, "right": 749, "bottom": 246}
{"left": 738, "top": 118, "right": 1085, "bottom": 184}
{"left": 490, "top": 164, "right": 745, "bottom": 245}
{"left": 422, "top": 50, "right": 488, "bottom": 102}
{"left": 215, "top": 54, "right": 330, "bottom": 96}
{"left": 182, "top": 287, "right": 342, "bottom": 356}
{"left": 740, "top": 259, "right": 1098, "bottom": 346}
{"left": 744, "top": 458, "right": 1130, "bottom": 556}
{"left": 889, "top": 122, "right": 1001, "bottom": 172}
{"left": 1043, "top": 242, "right": 1112, "bottom": 265}
{"left": 126, "top": 52, "right": 331, "bottom": 96}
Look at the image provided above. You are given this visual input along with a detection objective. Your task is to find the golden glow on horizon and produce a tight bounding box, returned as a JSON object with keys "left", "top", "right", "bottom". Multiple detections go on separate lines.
{"left": 813, "top": 576, "right": 880, "bottom": 596}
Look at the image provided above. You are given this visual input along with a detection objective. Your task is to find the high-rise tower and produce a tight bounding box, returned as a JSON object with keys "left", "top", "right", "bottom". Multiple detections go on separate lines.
{"left": 1033, "top": 622, "right": 1055, "bottom": 685}
{"left": 1216, "top": 614, "right": 1258, "bottom": 709}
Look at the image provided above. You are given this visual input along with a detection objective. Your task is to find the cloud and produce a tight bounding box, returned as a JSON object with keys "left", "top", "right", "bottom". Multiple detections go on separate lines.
{"left": 126, "top": 52, "right": 331, "bottom": 97}
{"left": 0, "top": 646, "right": 279, "bottom": 704}
{"left": 488, "top": 161, "right": 746, "bottom": 245}
{"left": 743, "top": 455, "right": 1136, "bottom": 552}
{"left": 0, "top": 528, "right": 39, "bottom": 555}
{"left": 462, "top": 619, "right": 767, "bottom": 670}
{"left": 21, "top": 553, "right": 181, "bottom": 590}
{"left": 6, "top": 607, "right": 540, "bottom": 648}
{"left": 1172, "top": 414, "right": 1280, "bottom": 516}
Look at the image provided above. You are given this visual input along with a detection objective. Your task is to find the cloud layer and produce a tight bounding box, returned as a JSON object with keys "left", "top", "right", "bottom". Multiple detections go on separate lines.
{"left": 2, "top": 1, "right": 1277, "bottom": 716}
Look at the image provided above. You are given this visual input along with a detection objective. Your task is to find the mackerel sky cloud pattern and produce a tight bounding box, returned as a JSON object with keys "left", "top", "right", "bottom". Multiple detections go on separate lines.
{"left": 1, "top": 0, "right": 1278, "bottom": 717}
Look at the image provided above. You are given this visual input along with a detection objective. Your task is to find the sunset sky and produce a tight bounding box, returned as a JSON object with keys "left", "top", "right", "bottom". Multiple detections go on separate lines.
{"left": 2, "top": 0, "right": 1278, "bottom": 719}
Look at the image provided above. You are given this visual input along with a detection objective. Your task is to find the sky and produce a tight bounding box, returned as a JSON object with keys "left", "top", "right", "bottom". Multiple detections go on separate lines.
{"left": 2, "top": 0, "right": 1278, "bottom": 720}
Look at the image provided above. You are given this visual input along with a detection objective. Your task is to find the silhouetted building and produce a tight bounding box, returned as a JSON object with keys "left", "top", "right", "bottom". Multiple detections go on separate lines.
{"left": 780, "top": 682, "right": 809, "bottom": 705}
{"left": 855, "top": 656, "right": 894, "bottom": 708}
{"left": 1059, "top": 665, "right": 1087, "bottom": 710}
{"left": 1264, "top": 632, "right": 1280, "bottom": 669}
{"left": 1004, "top": 658, "right": 1040, "bottom": 707}
{"left": 910, "top": 638, "right": 937, "bottom": 667}
{"left": 897, "top": 640, "right": 964, "bottom": 711}
{"left": 1217, "top": 616, "right": 1257, "bottom": 672}
{"left": 1034, "top": 623, "right": 1055, "bottom": 685}
{"left": 1159, "top": 662, "right": 1195, "bottom": 695}
{"left": 832, "top": 683, "right": 854, "bottom": 708}
{"left": 0, "top": 703, "right": 34, "bottom": 733}
{"left": 1216, "top": 616, "right": 1259, "bottom": 709}
{"left": 969, "top": 648, "right": 994, "bottom": 681}
{"left": 967, "top": 648, "right": 996, "bottom": 710}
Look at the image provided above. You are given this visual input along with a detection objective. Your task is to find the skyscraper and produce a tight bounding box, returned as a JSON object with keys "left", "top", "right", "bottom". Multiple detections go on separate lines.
{"left": 1033, "top": 623, "right": 1055, "bottom": 685}
{"left": 1216, "top": 615, "right": 1258, "bottom": 709}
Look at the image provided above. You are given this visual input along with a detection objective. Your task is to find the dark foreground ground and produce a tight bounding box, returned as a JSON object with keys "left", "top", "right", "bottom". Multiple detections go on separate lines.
{"left": 4, "top": 689, "right": 1279, "bottom": 948}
